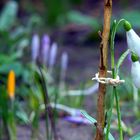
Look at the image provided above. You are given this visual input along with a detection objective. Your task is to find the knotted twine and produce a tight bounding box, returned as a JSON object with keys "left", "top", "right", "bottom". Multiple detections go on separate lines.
{"left": 92, "top": 71, "right": 125, "bottom": 86}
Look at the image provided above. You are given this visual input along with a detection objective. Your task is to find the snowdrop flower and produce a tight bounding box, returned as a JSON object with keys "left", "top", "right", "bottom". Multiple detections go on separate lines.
{"left": 48, "top": 43, "right": 58, "bottom": 68}
{"left": 124, "top": 20, "right": 140, "bottom": 57}
{"left": 131, "top": 53, "right": 140, "bottom": 88}
{"left": 31, "top": 34, "right": 40, "bottom": 62}
{"left": 41, "top": 34, "right": 50, "bottom": 65}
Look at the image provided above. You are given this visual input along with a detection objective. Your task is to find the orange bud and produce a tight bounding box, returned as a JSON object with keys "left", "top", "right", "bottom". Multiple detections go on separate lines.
{"left": 7, "top": 70, "right": 15, "bottom": 99}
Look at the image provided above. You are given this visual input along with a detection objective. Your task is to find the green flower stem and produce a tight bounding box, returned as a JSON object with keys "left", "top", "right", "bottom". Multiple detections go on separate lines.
{"left": 9, "top": 98, "right": 17, "bottom": 140}
{"left": 105, "top": 87, "right": 115, "bottom": 140}
{"left": 105, "top": 20, "right": 116, "bottom": 140}
{"left": 114, "top": 88, "right": 123, "bottom": 140}
{"left": 106, "top": 83, "right": 123, "bottom": 140}
{"left": 106, "top": 19, "right": 125, "bottom": 140}
{"left": 105, "top": 70, "right": 115, "bottom": 140}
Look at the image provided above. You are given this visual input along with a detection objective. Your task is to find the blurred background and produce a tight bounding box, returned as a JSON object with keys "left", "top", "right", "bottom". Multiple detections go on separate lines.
{"left": 0, "top": 0, "right": 140, "bottom": 140}
{"left": 0, "top": 0, "right": 140, "bottom": 84}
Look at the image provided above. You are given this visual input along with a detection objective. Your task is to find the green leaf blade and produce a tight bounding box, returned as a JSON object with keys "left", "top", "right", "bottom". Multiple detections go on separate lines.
{"left": 130, "top": 133, "right": 140, "bottom": 140}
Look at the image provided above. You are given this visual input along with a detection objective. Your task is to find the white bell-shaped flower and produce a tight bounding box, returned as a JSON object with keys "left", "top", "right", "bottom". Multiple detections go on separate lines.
{"left": 131, "top": 53, "right": 140, "bottom": 88}
{"left": 126, "top": 29, "right": 140, "bottom": 56}
{"left": 124, "top": 21, "right": 140, "bottom": 57}
{"left": 131, "top": 61, "right": 140, "bottom": 88}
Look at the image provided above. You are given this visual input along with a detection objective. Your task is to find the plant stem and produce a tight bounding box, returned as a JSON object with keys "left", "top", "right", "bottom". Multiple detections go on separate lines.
{"left": 105, "top": 85, "right": 115, "bottom": 140}
{"left": 95, "top": 0, "right": 112, "bottom": 140}
{"left": 105, "top": 22, "right": 115, "bottom": 139}
{"left": 106, "top": 19, "right": 124, "bottom": 140}
{"left": 10, "top": 98, "right": 17, "bottom": 140}
{"left": 114, "top": 88, "right": 123, "bottom": 140}
{"left": 38, "top": 67, "right": 51, "bottom": 140}
{"left": 106, "top": 85, "right": 123, "bottom": 140}
{"left": 38, "top": 67, "right": 58, "bottom": 140}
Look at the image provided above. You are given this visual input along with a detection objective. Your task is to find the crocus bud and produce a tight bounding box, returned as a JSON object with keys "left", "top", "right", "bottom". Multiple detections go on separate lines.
{"left": 42, "top": 34, "right": 50, "bottom": 65}
{"left": 61, "top": 52, "right": 68, "bottom": 72}
{"left": 125, "top": 22, "right": 140, "bottom": 57}
{"left": 64, "top": 116, "right": 92, "bottom": 125}
{"left": 49, "top": 43, "right": 58, "bottom": 68}
{"left": 7, "top": 70, "right": 15, "bottom": 99}
{"left": 131, "top": 61, "right": 140, "bottom": 88}
{"left": 131, "top": 52, "right": 139, "bottom": 62}
{"left": 59, "top": 52, "right": 68, "bottom": 89}
{"left": 31, "top": 34, "right": 40, "bottom": 62}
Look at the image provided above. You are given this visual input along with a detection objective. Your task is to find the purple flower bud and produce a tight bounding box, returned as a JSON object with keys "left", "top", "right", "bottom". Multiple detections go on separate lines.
{"left": 49, "top": 43, "right": 58, "bottom": 68}
{"left": 31, "top": 34, "right": 40, "bottom": 62}
{"left": 64, "top": 116, "right": 92, "bottom": 125}
{"left": 42, "top": 34, "right": 50, "bottom": 65}
{"left": 61, "top": 52, "right": 68, "bottom": 72}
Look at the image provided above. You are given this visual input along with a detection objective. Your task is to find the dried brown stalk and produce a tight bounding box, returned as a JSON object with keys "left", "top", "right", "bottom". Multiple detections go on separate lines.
{"left": 95, "top": 0, "right": 112, "bottom": 140}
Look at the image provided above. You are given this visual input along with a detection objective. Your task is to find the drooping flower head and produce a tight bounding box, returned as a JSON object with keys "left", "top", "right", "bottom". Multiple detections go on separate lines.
{"left": 31, "top": 33, "right": 40, "bottom": 62}
{"left": 7, "top": 70, "right": 15, "bottom": 99}
{"left": 41, "top": 34, "right": 50, "bottom": 65}
{"left": 124, "top": 20, "right": 140, "bottom": 57}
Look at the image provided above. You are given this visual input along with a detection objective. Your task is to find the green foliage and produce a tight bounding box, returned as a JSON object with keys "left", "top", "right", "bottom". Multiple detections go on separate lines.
{"left": 81, "top": 110, "right": 96, "bottom": 124}
{"left": 0, "top": 62, "right": 23, "bottom": 76}
{"left": 42, "top": 0, "right": 100, "bottom": 31}
{"left": 43, "top": 0, "right": 68, "bottom": 26}
{"left": 0, "top": 1, "right": 18, "bottom": 31}
{"left": 116, "top": 49, "right": 130, "bottom": 74}
{"left": 66, "top": 11, "right": 100, "bottom": 29}
{"left": 81, "top": 111, "right": 115, "bottom": 140}
{"left": 130, "top": 133, "right": 140, "bottom": 140}
{"left": 0, "top": 1, "right": 30, "bottom": 79}
{"left": 16, "top": 109, "right": 29, "bottom": 124}
{"left": 0, "top": 86, "right": 17, "bottom": 140}
{"left": 70, "top": 0, "right": 83, "bottom": 5}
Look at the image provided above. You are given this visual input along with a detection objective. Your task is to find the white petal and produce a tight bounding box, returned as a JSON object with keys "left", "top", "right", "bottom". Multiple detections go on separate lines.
{"left": 127, "top": 29, "right": 140, "bottom": 57}
{"left": 131, "top": 61, "right": 140, "bottom": 88}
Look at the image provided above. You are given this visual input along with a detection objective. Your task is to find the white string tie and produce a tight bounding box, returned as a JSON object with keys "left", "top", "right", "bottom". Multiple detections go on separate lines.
{"left": 92, "top": 71, "right": 125, "bottom": 86}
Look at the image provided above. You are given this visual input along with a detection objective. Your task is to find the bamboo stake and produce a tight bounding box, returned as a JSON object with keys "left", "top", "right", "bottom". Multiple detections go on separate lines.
{"left": 95, "top": 0, "right": 112, "bottom": 140}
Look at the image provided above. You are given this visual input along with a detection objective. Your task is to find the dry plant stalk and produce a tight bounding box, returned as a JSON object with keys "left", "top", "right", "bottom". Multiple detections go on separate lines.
{"left": 95, "top": 0, "right": 112, "bottom": 140}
